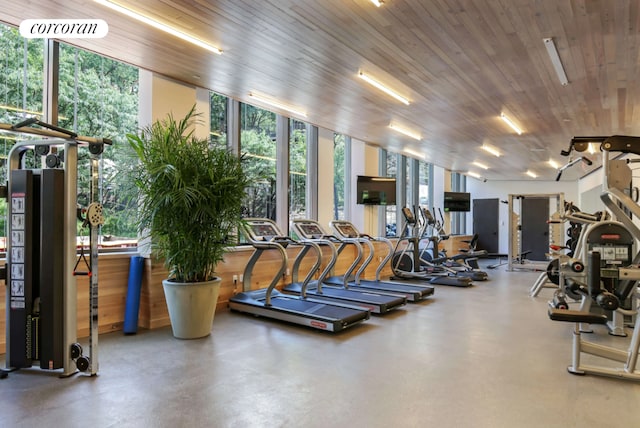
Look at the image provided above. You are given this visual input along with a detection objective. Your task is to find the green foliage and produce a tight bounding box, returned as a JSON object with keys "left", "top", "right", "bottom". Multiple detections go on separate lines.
{"left": 333, "top": 133, "right": 346, "bottom": 219}
{"left": 57, "top": 44, "right": 139, "bottom": 238}
{"left": 128, "top": 106, "right": 249, "bottom": 282}
{"left": 0, "top": 26, "right": 140, "bottom": 239}
{"left": 239, "top": 104, "right": 277, "bottom": 218}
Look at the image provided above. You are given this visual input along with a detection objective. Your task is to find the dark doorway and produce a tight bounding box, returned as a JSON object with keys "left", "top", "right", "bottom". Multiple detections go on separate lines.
{"left": 520, "top": 197, "right": 549, "bottom": 261}
{"left": 473, "top": 198, "right": 499, "bottom": 254}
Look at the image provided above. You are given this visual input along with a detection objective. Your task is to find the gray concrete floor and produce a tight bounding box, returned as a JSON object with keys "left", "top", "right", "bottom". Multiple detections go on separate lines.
{"left": 2, "top": 262, "right": 640, "bottom": 428}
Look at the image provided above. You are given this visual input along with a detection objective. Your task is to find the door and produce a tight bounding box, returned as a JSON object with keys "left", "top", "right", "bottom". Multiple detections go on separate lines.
{"left": 473, "top": 198, "right": 499, "bottom": 254}
{"left": 520, "top": 197, "right": 549, "bottom": 261}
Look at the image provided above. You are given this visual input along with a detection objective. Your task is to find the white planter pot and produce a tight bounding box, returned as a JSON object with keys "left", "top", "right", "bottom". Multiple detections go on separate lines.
{"left": 162, "top": 277, "right": 222, "bottom": 339}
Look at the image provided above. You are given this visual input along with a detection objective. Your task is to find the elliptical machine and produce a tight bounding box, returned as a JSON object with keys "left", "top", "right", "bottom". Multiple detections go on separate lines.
{"left": 391, "top": 206, "right": 472, "bottom": 287}
{"left": 418, "top": 207, "right": 489, "bottom": 281}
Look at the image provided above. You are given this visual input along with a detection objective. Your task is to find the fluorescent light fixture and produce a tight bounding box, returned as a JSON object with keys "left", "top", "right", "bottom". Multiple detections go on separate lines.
{"left": 481, "top": 144, "right": 501, "bottom": 157}
{"left": 588, "top": 143, "right": 597, "bottom": 154}
{"left": 94, "top": 0, "right": 223, "bottom": 55}
{"left": 358, "top": 72, "right": 410, "bottom": 105}
{"left": 548, "top": 159, "right": 560, "bottom": 169}
{"left": 403, "top": 148, "right": 425, "bottom": 159}
{"left": 472, "top": 161, "right": 489, "bottom": 170}
{"left": 500, "top": 113, "right": 523, "bottom": 135}
{"left": 370, "top": 0, "right": 384, "bottom": 6}
{"left": 248, "top": 92, "right": 307, "bottom": 117}
{"left": 467, "top": 171, "right": 482, "bottom": 179}
{"left": 389, "top": 123, "right": 421, "bottom": 140}
{"left": 525, "top": 170, "right": 538, "bottom": 178}
{"left": 543, "top": 38, "right": 569, "bottom": 86}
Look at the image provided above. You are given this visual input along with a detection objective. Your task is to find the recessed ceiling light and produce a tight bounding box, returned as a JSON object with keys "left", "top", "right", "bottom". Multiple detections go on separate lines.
{"left": 248, "top": 92, "right": 307, "bottom": 117}
{"left": 94, "top": 0, "right": 223, "bottom": 54}
{"left": 389, "top": 123, "right": 421, "bottom": 140}
{"left": 500, "top": 113, "right": 523, "bottom": 135}
{"left": 358, "top": 72, "right": 410, "bottom": 105}
{"left": 472, "top": 161, "right": 489, "bottom": 170}
{"left": 403, "top": 148, "right": 425, "bottom": 159}
{"left": 481, "top": 144, "right": 501, "bottom": 157}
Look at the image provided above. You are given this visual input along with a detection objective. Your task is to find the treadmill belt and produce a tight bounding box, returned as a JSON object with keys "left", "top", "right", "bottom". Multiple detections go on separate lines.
{"left": 273, "top": 297, "right": 366, "bottom": 323}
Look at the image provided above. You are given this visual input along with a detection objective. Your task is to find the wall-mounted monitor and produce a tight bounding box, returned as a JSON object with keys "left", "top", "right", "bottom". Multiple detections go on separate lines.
{"left": 443, "top": 191, "right": 471, "bottom": 212}
{"left": 356, "top": 176, "right": 396, "bottom": 205}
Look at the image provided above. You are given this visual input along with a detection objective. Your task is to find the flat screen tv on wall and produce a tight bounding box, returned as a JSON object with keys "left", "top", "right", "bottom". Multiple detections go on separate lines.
{"left": 356, "top": 176, "right": 396, "bottom": 205}
{"left": 443, "top": 191, "right": 471, "bottom": 212}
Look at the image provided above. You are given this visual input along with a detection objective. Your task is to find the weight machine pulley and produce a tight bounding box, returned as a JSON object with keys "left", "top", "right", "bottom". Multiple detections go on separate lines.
{"left": 1, "top": 119, "right": 110, "bottom": 378}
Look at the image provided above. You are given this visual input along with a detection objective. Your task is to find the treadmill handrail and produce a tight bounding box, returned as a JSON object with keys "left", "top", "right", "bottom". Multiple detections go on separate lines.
{"left": 330, "top": 220, "right": 396, "bottom": 283}
{"left": 291, "top": 220, "right": 340, "bottom": 290}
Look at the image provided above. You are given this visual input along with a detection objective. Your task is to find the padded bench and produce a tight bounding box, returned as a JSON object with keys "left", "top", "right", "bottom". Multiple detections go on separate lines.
{"left": 548, "top": 308, "right": 608, "bottom": 324}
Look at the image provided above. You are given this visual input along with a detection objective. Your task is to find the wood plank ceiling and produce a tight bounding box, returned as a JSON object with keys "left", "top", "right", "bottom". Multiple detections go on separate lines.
{"left": 2, "top": 0, "right": 639, "bottom": 181}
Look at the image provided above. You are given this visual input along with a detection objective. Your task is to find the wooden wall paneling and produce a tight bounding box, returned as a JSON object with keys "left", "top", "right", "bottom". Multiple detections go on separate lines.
{"left": 0, "top": 241, "right": 394, "bottom": 356}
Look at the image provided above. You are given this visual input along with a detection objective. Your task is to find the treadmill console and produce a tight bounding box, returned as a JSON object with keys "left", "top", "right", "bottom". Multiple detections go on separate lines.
{"left": 333, "top": 222, "right": 359, "bottom": 238}
{"left": 295, "top": 221, "right": 325, "bottom": 239}
{"left": 422, "top": 208, "right": 435, "bottom": 225}
{"left": 246, "top": 220, "right": 282, "bottom": 241}
{"left": 402, "top": 207, "right": 416, "bottom": 224}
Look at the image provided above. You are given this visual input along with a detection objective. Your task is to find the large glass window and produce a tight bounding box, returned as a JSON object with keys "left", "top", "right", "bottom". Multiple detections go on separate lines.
{"left": 333, "top": 133, "right": 346, "bottom": 220}
{"left": 58, "top": 43, "right": 139, "bottom": 241}
{"left": 240, "top": 102, "right": 276, "bottom": 219}
{"left": 289, "top": 119, "right": 307, "bottom": 219}
{"left": 385, "top": 151, "right": 397, "bottom": 236}
{"left": 0, "top": 25, "right": 140, "bottom": 248}
{"left": 0, "top": 26, "right": 45, "bottom": 248}
{"left": 451, "top": 172, "right": 467, "bottom": 234}
{"left": 210, "top": 92, "right": 227, "bottom": 147}
{"left": 419, "top": 161, "right": 430, "bottom": 208}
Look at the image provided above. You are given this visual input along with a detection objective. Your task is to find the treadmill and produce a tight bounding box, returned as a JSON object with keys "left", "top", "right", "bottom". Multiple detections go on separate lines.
{"left": 283, "top": 219, "right": 407, "bottom": 314}
{"left": 228, "top": 218, "right": 370, "bottom": 332}
{"left": 325, "top": 220, "right": 435, "bottom": 302}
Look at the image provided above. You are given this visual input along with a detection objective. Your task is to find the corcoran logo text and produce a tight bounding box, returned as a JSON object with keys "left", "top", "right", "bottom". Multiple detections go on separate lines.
{"left": 19, "top": 19, "right": 108, "bottom": 39}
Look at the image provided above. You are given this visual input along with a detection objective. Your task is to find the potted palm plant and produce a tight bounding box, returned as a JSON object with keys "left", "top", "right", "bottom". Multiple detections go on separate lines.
{"left": 128, "top": 106, "right": 249, "bottom": 339}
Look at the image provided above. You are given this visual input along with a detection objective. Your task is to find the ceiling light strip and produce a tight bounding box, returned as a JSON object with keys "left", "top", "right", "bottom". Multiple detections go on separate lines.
{"left": 358, "top": 72, "right": 410, "bottom": 105}
{"left": 389, "top": 124, "right": 421, "bottom": 140}
{"left": 248, "top": 92, "right": 307, "bottom": 117}
{"left": 543, "top": 38, "right": 568, "bottom": 86}
{"left": 481, "top": 144, "right": 501, "bottom": 157}
{"left": 370, "top": 0, "right": 384, "bottom": 6}
{"left": 525, "top": 170, "right": 537, "bottom": 178}
{"left": 548, "top": 159, "right": 560, "bottom": 169}
{"left": 94, "top": 0, "right": 223, "bottom": 54}
{"left": 500, "top": 113, "right": 523, "bottom": 135}
{"left": 467, "top": 171, "right": 481, "bottom": 179}
{"left": 403, "top": 148, "right": 425, "bottom": 159}
{"left": 472, "top": 161, "right": 489, "bottom": 170}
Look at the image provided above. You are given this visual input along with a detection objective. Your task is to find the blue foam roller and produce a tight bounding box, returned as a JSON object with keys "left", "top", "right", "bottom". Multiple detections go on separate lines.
{"left": 123, "top": 255, "right": 144, "bottom": 334}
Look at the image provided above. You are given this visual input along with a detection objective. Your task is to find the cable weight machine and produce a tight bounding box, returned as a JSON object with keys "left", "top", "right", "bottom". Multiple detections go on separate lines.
{"left": 1, "top": 118, "right": 109, "bottom": 378}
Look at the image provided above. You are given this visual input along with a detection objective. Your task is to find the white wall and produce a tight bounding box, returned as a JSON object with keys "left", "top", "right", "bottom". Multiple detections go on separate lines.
{"left": 466, "top": 178, "right": 579, "bottom": 254}
{"left": 317, "top": 127, "right": 335, "bottom": 228}
{"left": 138, "top": 70, "right": 209, "bottom": 136}
{"left": 349, "top": 139, "right": 380, "bottom": 235}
